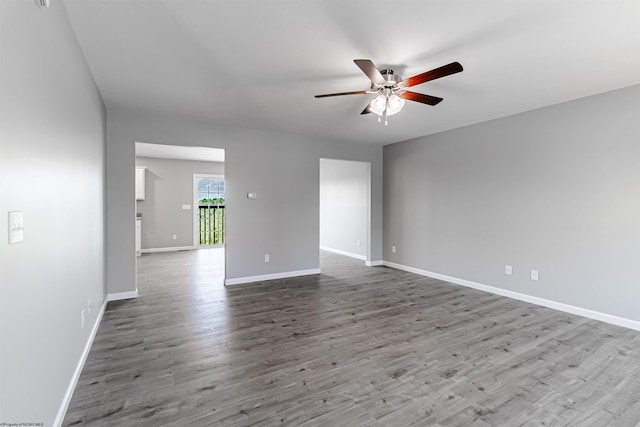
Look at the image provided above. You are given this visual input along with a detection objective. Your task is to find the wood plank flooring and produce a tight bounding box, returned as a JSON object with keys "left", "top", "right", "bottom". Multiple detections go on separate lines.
{"left": 63, "top": 250, "right": 640, "bottom": 426}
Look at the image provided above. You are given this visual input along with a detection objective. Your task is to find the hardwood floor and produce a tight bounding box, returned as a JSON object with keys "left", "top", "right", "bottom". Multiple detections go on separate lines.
{"left": 64, "top": 250, "right": 640, "bottom": 426}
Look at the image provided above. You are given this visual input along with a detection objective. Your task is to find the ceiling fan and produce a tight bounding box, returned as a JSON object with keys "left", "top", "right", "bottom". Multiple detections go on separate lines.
{"left": 315, "top": 59, "right": 463, "bottom": 125}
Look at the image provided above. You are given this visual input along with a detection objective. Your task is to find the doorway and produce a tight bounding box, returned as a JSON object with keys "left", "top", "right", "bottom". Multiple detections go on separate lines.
{"left": 134, "top": 142, "right": 226, "bottom": 289}
{"left": 194, "top": 174, "right": 225, "bottom": 247}
{"left": 319, "top": 158, "right": 371, "bottom": 268}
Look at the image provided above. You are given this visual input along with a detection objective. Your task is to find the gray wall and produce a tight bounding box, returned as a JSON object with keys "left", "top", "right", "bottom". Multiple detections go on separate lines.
{"left": 107, "top": 108, "right": 383, "bottom": 293}
{"left": 0, "top": 1, "right": 106, "bottom": 425}
{"left": 135, "top": 157, "right": 224, "bottom": 249}
{"left": 384, "top": 84, "right": 640, "bottom": 322}
{"left": 320, "top": 159, "right": 369, "bottom": 258}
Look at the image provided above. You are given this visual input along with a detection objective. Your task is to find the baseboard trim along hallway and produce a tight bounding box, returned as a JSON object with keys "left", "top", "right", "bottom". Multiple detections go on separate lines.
{"left": 53, "top": 298, "right": 107, "bottom": 427}
{"left": 107, "top": 290, "right": 139, "bottom": 301}
{"left": 319, "top": 246, "right": 366, "bottom": 261}
{"left": 225, "top": 268, "right": 321, "bottom": 286}
{"left": 383, "top": 260, "right": 640, "bottom": 332}
{"left": 141, "top": 246, "right": 196, "bottom": 253}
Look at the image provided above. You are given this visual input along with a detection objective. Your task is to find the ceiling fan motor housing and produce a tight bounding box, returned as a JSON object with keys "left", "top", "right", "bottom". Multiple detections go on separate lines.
{"left": 379, "top": 70, "right": 402, "bottom": 86}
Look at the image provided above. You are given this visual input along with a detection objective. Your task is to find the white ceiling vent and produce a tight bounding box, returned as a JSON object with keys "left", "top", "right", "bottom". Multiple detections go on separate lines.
{"left": 34, "top": 0, "right": 50, "bottom": 8}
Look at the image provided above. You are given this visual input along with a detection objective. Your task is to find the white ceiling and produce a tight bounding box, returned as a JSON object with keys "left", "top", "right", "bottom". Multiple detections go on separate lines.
{"left": 63, "top": 0, "right": 640, "bottom": 146}
{"left": 135, "top": 142, "right": 225, "bottom": 162}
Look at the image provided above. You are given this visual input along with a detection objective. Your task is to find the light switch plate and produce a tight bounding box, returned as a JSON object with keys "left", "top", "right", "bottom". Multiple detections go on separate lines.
{"left": 247, "top": 192, "right": 257, "bottom": 199}
{"left": 8, "top": 211, "right": 24, "bottom": 244}
{"left": 181, "top": 204, "right": 191, "bottom": 210}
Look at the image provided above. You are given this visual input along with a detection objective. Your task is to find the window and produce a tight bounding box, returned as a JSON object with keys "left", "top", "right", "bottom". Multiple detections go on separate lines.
{"left": 196, "top": 178, "right": 225, "bottom": 245}
{"left": 198, "top": 178, "right": 225, "bottom": 206}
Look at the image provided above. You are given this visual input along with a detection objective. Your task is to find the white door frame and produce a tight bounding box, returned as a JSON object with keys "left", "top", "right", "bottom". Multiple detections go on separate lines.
{"left": 193, "top": 173, "right": 225, "bottom": 247}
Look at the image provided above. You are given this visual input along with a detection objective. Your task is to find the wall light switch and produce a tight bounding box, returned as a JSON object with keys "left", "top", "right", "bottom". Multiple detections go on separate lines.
{"left": 264, "top": 254, "right": 270, "bottom": 263}
{"left": 531, "top": 269, "right": 539, "bottom": 281}
{"left": 8, "top": 211, "right": 24, "bottom": 244}
{"left": 181, "top": 204, "right": 191, "bottom": 210}
{"left": 247, "top": 192, "right": 257, "bottom": 199}
{"left": 505, "top": 265, "right": 512, "bottom": 275}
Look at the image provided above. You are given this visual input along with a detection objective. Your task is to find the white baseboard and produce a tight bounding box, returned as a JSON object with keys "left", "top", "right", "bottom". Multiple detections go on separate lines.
{"left": 107, "top": 289, "right": 138, "bottom": 301}
{"left": 320, "top": 246, "right": 366, "bottom": 261}
{"left": 141, "top": 245, "right": 195, "bottom": 253}
{"left": 53, "top": 298, "right": 107, "bottom": 427}
{"left": 365, "top": 260, "right": 383, "bottom": 267}
{"left": 225, "top": 268, "right": 321, "bottom": 286}
{"left": 383, "top": 261, "right": 640, "bottom": 332}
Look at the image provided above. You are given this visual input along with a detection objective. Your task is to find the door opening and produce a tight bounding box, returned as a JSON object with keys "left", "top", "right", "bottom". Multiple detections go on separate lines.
{"left": 194, "top": 175, "right": 225, "bottom": 247}
{"left": 319, "top": 158, "right": 371, "bottom": 269}
{"left": 134, "top": 142, "right": 226, "bottom": 290}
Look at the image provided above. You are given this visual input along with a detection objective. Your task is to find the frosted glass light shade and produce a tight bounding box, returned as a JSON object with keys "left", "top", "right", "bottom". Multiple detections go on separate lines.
{"left": 386, "top": 94, "right": 405, "bottom": 116}
{"left": 370, "top": 94, "right": 387, "bottom": 115}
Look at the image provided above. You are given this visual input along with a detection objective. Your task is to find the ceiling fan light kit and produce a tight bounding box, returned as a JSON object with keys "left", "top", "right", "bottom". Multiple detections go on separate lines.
{"left": 370, "top": 93, "right": 404, "bottom": 116}
{"left": 315, "top": 59, "right": 463, "bottom": 126}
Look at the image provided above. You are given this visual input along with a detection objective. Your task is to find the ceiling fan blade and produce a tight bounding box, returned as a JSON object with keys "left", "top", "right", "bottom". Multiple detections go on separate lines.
{"left": 315, "top": 90, "right": 368, "bottom": 98}
{"left": 360, "top": 105, "right": 371, "bottom": 115}
{"left": 401, "top": 91, "right": 444, "bottom": 106}
{"left": 402, "top": 62, "right": 463, "bottom": 88}
{"left": 354, "top": 59, "right": 385, "bottom": 85}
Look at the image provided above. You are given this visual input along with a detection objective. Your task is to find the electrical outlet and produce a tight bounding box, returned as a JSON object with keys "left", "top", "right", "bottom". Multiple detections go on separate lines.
{"left": 531, "top": 269, "right": 539, "bottom": 281}
{"left": 172, "top": 234, "right": 177, "bottom": 240}
{"left": 357, "top": 240, "right": 361, "bottom": 247}
{"left": 392, "top": 246, "right": 396, "bottom": 253}
{"left": 505, "top": 265, "right": 512, "bottom": 275}
{"left": 81, "top": 310, "right": 85, "bottom": 329}
{"left": 264, "top": 254, "right": 270, "bottom": 263}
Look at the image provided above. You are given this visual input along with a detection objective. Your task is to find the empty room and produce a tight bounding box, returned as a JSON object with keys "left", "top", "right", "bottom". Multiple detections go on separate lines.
{"left": 1, "top": 1, "right": 640, "bottom": 426}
